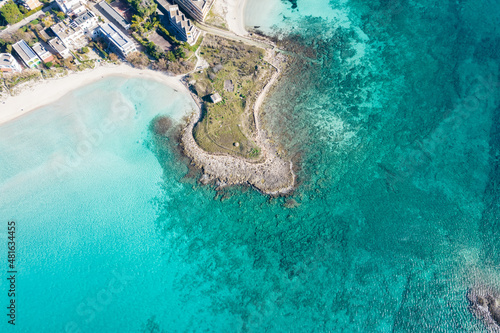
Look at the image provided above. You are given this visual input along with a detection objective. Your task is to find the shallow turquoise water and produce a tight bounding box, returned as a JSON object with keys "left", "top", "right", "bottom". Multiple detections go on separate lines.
{"left": 2, "top": 0, "right": 500, "bottom": 331}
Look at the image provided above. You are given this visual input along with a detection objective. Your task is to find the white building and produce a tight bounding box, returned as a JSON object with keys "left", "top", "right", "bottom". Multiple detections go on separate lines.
{"left": 158, "top": 2, "right": 200, "bottom": 45}
{"left": 70, "top": 10, "right": 99, "bottom": 36}
{"left": 98, "top": 23, "right": 137, "bottom": 58}
{"left": 12, "top": 40, "right": 41, "bottom": 68}
{"left": 0, "top": 53, "right": 22, "bottom": 73}
{"left": 210, "top": 92, "right": 222, "bottom": 103}
{"left": 32, "top": 42, "right": 54, "bottom": 63}
{"left": 172, "top": 0, "right": 213, "bottom": 22}
{"left": 55, "top": 0, "right": 87, "bottom": 15}
{"left": 48, "top": 37, "right": 72, "bottom": 58}
{"left": 51, "top": 21, "right": 85, "bottom": 48}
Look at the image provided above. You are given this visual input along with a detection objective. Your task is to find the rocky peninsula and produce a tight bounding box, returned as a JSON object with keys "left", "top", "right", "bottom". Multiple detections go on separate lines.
{"left": 180, "top": 38, "right": 295, "bottom": 195}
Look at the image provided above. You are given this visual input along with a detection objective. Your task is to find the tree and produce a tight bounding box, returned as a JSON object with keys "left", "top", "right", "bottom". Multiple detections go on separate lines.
{"left": 127, "top": 51, "right": 149, "bottom": 69}
{"left": 0, "top": 1, "right": 23, "bottom": 25}
{"left": 0, "top": 39, "right": 12, "bottom": 53}
{"left": 173, "top": 47, "right": 186, "bottom": 60}
{"left": 80, "top": 46, "right": 89, "bottom": 54}
{"left": 109, "top": 53, "right": 118, "bottom": 62}
{"left": 56, "top": 11, "right": 65, "bottom": 21}
{"left": 154, "top": 58, "right": 167, "bottom": 71}
{"left": 166, "top": 51, "right": 175, "bottom": 62}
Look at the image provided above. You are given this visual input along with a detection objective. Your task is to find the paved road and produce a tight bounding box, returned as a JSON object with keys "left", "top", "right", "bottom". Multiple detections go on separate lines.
{"left": 0, "top": 3, "right": 56, "bottom": 38}
{"left": 194, "top": 22, "right": 274, "bottom": 50}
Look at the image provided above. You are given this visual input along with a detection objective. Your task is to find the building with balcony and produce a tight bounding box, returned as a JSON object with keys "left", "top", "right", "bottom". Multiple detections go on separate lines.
{"left": 51, "top": 21, "right": 85, "bottom": 48}
{"left": 157, "top": 1, "right": 199, "bottom": 45}
{"left": 172, "top": 0, "right": 213, "bottom": 22}
{"left": 97, "top": 22, "right": 137, "bottom": 58}
{"left": 70, "top": 10, "right": 99, "bottom": 36}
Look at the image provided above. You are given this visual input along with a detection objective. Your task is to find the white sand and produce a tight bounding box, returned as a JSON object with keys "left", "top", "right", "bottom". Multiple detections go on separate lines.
{"left": 226, "top": 0, "right": 248, "bottom": 36}
{"left": 213, "top": 0, "right": 248, "bottom": 36}
{"left": 0, "top": 64, "right": 189, "bottom": 126}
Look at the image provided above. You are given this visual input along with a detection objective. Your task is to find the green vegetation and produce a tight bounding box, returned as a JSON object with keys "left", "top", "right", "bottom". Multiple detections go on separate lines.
{"left": 55, "top": 11, "right": 65, "bottom": 21}
{"left": 0, "top": 39, "right": 12, "bottom": 53}
{"left": 190, "top": 35, "right": 274, "bottom": 159}
{"left": 23, "top": 5, "right": 44, "bottom": 17}
{"left": 125, "top": 0, "right": 156, "bottom": 17}
{"left": 2, "top": 70, "right": 42, "bottom": 90}
{"left": 156, "top": 23, "right": 181, "bottom": 46}
{"left": 0, "top": 1, "right": 23, "bottom": 25}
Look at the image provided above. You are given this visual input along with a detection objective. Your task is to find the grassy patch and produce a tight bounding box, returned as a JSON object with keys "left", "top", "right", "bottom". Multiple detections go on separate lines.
{"left": 188, "top": 35, "right": 274, "bottom": 159}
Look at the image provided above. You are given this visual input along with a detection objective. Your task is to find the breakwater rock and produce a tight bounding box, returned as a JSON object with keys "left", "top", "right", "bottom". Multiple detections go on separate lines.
{"left": 468, "top": 285, "right": 500, "bottom": 332}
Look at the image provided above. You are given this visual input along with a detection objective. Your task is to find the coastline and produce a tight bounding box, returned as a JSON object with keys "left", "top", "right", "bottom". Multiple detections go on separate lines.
{"left": 0, "top": 63, "right": 189, "bottom": 126}
{"left": 212, "top": 0, "right": 249, "bottom": 36}
{"left": 1, "top": 1, "right": 295, "bottom": 195}
{"left": 181, "top": 49, "right": 295, "bottom": 195}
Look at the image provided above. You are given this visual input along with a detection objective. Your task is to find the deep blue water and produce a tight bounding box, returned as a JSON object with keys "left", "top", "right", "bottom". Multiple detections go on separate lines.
{"left": 1, "top": 0, "right": 500, "bottom": 331}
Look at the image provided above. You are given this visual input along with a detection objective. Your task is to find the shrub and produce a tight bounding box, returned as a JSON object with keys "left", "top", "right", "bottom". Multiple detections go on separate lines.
{"left": 0, "top": 1, "right": 23, "bottom": 25}
{"left": 56, "top": 11, "right": 65, "bottom": 21}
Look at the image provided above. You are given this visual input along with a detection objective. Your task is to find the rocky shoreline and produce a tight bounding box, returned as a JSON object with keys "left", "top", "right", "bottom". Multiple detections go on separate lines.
{"left": 468, "top": 285, "right": 500, "bottom": 332}
{"left": 180, "top": 49, "right": 296, "bottom": 195}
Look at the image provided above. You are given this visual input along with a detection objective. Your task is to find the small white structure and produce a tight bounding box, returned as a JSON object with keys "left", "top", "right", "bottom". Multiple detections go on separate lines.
{"left": 210, "top": 92, "right": 222, "bottom": 104}
{"left": 48, "top": 37, "right": 72, "bottom": 58}
{"left": 51, "top": 22, "right": 85, "bottom": 48}
{"left": 55, "top": 0, "right": 87, "bottom": 15}
{"left": 0, "top": 53, "right": 22, "bottom": 73}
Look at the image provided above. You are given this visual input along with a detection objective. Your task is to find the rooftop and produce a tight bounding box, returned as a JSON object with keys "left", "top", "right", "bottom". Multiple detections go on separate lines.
{"left": 32, "top": 42, "right": 51, "bottom": 57}
{"left": 72, "top": 10, "right": 97, "bottom": 27}
{"left": 0, "top": 53, "right": 18, "bottom": 66}
{"left": 167, "top": 5, "right": 196, "bottom": 33}
{"left": 12, "top": 40, "right": 39, "bottom": 62}
{"left": 52, "top": 22, "right": 83, "bottom": 40}
{"left": 99, "top": 22, "right": 133, "bottom": 48}
{"left": 98, "top": 1, "right": 130, "bottom": 30}
{"left": 48, "top": 37, "right": 69, "bottom": 53}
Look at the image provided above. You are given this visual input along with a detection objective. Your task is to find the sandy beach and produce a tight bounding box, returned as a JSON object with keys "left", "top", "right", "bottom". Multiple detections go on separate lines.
{"left": 212, "top": 0, "right": 248, "bottom": 36}
{"left": 0, "top": 64, "right": 188, "bottom": 126}
{"left": 0, "top": 0, "right": 249, "bottom": 126}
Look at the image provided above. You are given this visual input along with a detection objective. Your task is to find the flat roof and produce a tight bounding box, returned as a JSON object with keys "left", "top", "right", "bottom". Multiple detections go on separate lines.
{"left": 0, "top": 53, "right": 17, "bottom": 65}
{"left": 98, "top": 1, "right": 130, "bottom": 30}
{"left": 12, "top": 40, "right": 39, "bottom": 63}
{"left": 32, "top": 42, "right": 49, "bottom": 55}
{"left": 48, "top": 37, "right": 68, "bottom": 53}
{"left": 73, "top": 10, "right": 96, "bottom": 26}
{"left": 99, "top": 22, "right": 133, "bottom": 48}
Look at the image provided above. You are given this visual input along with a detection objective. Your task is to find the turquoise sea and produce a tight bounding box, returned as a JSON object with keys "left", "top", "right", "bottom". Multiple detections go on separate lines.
{"left": 1, "top": 0, "right": 500, "bottom": 331}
